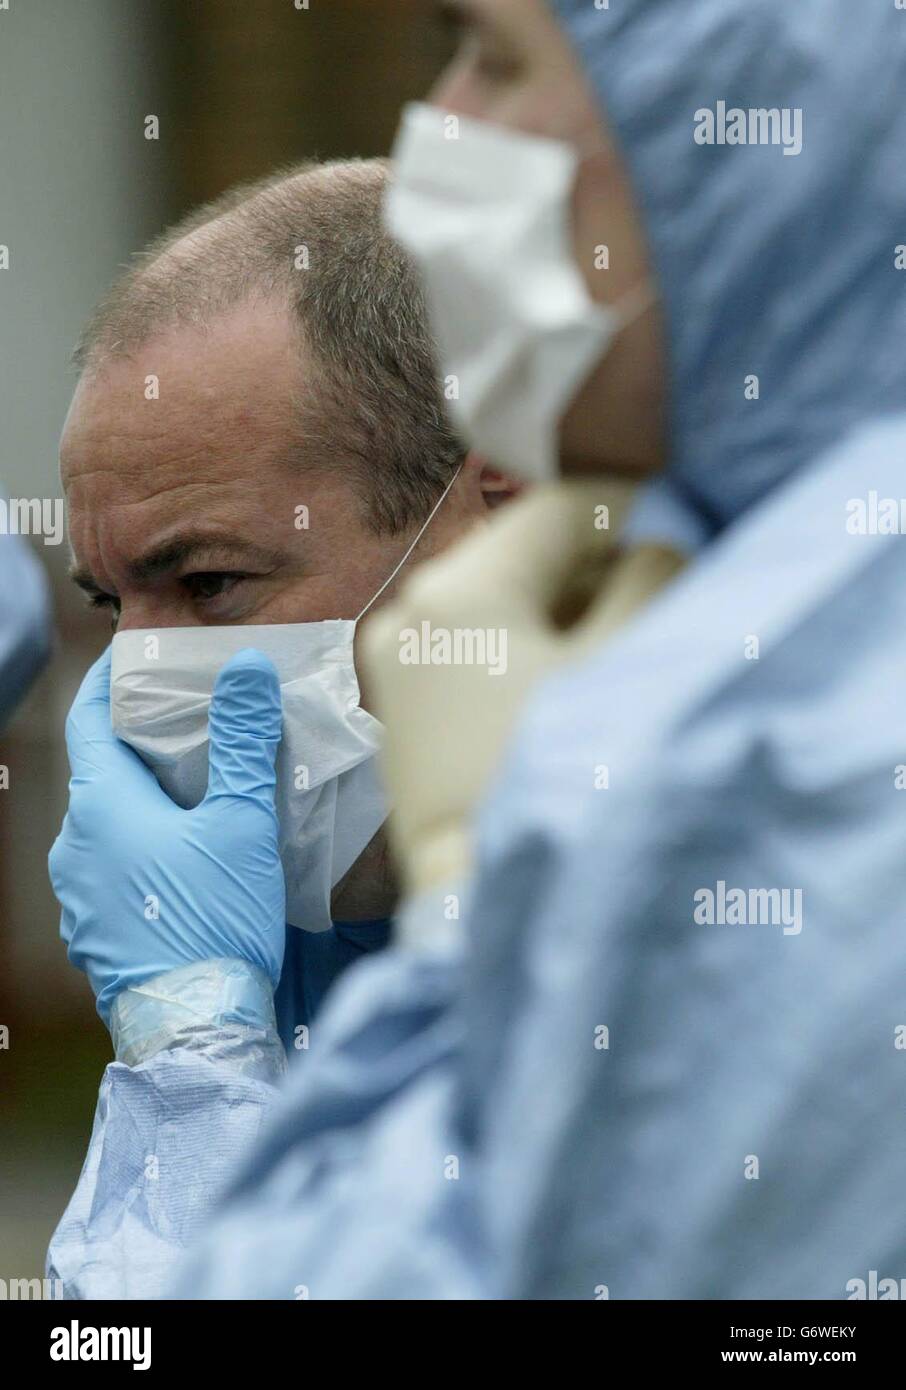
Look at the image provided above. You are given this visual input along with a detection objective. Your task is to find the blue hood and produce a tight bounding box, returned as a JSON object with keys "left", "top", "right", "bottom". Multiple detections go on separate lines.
{"left": 552, "top": 0, "right": 906, "bottom": 527}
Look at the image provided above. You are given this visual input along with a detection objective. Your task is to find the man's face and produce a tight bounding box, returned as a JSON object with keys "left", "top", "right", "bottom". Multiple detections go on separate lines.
{"left": 62, "top": 299, "right": 472, "bottom": 636}
{"left": 61, "top": 295, "right": 489, "bottom": 918}
{"left": 429, "top": 0, "right": 664, "bottom": 475}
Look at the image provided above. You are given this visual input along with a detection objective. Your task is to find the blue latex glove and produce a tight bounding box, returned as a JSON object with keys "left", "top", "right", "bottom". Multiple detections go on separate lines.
{"left": 49, "top": 646, "right": 287, "bottom": 1025}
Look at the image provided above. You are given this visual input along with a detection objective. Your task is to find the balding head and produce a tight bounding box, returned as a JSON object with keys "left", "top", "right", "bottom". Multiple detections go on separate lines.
{"left": 74, "top": 160, "right": 463, "bottom": 531}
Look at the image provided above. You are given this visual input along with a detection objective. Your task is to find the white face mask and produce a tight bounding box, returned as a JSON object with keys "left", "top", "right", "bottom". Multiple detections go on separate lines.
{"left": 385, "top": 102, "right": 652, "bottom": 483}
{"left": 109, "top": 469, "right": 460, "bottom": 933}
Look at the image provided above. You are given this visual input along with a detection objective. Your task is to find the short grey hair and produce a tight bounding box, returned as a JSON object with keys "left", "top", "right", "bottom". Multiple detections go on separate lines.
{"left": 73, "top": 160, "right": 464, "bottom": 532}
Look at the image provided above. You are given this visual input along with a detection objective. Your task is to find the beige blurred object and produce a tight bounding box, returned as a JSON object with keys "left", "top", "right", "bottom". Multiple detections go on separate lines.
{"left": 361, "top": 480, "right": 685, "bottom": 897}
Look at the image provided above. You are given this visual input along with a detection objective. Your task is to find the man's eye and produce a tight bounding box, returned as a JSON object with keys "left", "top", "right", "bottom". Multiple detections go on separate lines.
{"left": 183, "top": 572, "right": 244, "bottom": 602}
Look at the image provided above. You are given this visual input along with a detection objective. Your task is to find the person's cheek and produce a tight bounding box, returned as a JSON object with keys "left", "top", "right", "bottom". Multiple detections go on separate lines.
{"left": 571, "top": 154, "right": 646, "bottom": 307}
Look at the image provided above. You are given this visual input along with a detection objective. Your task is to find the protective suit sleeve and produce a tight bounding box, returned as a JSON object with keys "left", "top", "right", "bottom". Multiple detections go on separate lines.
{"left": 0, "top": 529, "right": 51, "bottom": 726}
{"left": 170, "top": 897, "right": 478, "bottom": 1300}
{"left": 46, "top": 958, "right": 286, "bottom": 1299}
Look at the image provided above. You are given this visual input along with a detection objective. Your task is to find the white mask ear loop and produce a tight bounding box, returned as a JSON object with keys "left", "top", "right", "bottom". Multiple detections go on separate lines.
{"left": 355, "top": 462, "right": 464, "bottom": 623}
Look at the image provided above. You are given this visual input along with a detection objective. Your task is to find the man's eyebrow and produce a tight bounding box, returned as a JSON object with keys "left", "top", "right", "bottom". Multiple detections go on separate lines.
{"left": 69, "top": 534, "right": 285, "bottom": 592}
{"left": 128, "top": 534, "right": 285, "bottom": 583}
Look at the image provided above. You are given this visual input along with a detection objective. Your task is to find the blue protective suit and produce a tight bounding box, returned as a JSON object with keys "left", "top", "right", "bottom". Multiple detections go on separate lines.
{"left": 48, "top": 0, "right": 906, "bottom": 1299}
{"left": 0, "top": 527, "right": 50, "bottom": 726}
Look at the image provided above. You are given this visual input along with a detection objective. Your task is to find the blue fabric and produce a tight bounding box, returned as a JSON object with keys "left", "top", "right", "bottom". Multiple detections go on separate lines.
{"left": 47, "top": 928, "right": 391, "bottom": 1299}
{"left": 168, "top": 418, "right": 906, "bottom": 1298}
{"left": 48, "top": 1049, "right": 282, "bottom": 1299}
{"left": 0, "top": 528, "right": 51, "bottom": 726}
{"left": 274, "top": 918, "right": 393, "bottom": 1051}
{"left": 552, "top": 0, "right": 906, "bottom": 528}
{"left": 456, "top": 418, "right": 906, "bottom": 1298}
{"left": 176, "top": 944, "right": 480, "bottom": 1300}
{"left": 623, "top": 477, "right": 711, "bottom": 554}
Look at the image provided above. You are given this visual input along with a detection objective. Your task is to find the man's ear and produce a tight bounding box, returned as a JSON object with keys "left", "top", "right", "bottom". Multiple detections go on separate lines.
{"left": 466, "top": 453, "right": 526, "bottom": 510}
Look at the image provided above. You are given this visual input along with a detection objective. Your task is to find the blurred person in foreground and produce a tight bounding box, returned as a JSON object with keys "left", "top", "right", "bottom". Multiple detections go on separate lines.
{"left": 55, "top": 0, "right": 906, "bottom": 1299}
{"left": 0, "top": 525, "right": 50, "bottom": 726}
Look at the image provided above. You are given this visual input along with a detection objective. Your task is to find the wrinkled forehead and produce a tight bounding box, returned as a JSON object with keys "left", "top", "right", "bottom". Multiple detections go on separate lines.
{"left": 60, "top": 302, "right": 303, "bottom": 498}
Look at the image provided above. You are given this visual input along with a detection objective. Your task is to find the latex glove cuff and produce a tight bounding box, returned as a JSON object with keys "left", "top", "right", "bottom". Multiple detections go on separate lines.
{"left": 109, "top": 958, "right": 287, "bottom": 1083}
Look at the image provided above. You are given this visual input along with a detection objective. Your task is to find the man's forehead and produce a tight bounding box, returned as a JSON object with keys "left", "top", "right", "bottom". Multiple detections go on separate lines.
{"left": 61, "top": 307, "right": 309, "bottom": 587}
{"left": 64, "top": 441, "right": 308, "bottom": 577}
{"left": 61, "top": 299, "right": 300, "bottom": 478}
{"left": 61, "top": 432, "right": 282, "bottom": 533}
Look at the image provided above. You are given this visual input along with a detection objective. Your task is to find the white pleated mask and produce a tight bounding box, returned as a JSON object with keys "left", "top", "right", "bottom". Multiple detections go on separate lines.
{"left": 109, "top": 468, "right": 461, "bottom": 933}
{"left": 385, "top": 103, "right": 653, "bottom": 482}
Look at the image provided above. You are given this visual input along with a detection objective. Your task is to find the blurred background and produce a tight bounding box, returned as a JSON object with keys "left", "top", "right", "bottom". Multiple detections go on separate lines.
{"left": 0, "top": 0, "right": 453, "bottom": 1283}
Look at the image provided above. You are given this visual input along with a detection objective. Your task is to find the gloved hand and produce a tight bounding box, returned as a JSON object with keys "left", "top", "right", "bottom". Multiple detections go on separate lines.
{"left": 361, "top": 479, "right": 685, "bottom": 896}
{"left": 49, "top": 646, "right": 286, "bottom": 1025}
